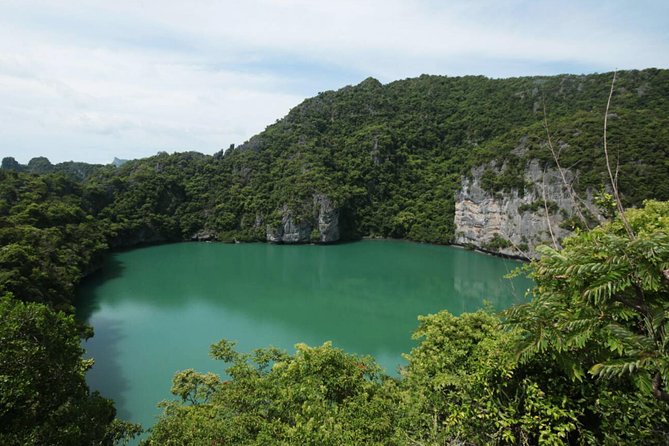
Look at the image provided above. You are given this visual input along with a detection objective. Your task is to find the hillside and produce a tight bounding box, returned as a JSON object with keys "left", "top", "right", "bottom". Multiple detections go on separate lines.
{"left": 20, "top": 68, "right": 664, "bottom": 255}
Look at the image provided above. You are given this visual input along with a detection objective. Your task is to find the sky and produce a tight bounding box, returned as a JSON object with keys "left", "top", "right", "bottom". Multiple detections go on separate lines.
{"left": 1, "top": 0, "right": 668, "bottom": 164}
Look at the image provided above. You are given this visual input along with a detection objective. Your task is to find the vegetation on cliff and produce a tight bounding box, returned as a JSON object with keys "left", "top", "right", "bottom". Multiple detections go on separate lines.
{"left": 4, "top": 69, "right": 669, "bottom": 247}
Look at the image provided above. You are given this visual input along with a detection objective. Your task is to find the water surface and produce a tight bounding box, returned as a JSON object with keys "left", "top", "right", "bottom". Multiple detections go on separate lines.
{"left": 77, "top": 240, "right": 531, "bottom": 432}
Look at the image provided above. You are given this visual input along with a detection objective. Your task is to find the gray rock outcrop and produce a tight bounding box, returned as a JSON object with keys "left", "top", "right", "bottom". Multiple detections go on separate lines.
{"left": 191, "top": 229, "right": 216, "bottom": 242}
{"left": 266, "top": 206, "right": 312, "bottom": 243}
{"left": 266, "top": 194, "right": 340, "bottom": 244}
{"left": 454, "top": 160, "right": 603, "bottom": 259}
{"left": 315, "top": 194, "right": 340, "bottom": 243}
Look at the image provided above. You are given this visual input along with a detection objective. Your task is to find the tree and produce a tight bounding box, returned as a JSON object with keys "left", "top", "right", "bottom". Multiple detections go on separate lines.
{"left": 507, "top": 201, "right": 669, "bottom": 400}
{"left": 0, "top": 295, "right": 140, "bottom": 445}
{"left": 400, "top": 310, "right": 584, "bottom": 445}
{"left": 500, "top": 200, "right": 669, "bottom": 443}
{"left": 145, "top": 340, "right": 402, "bottom": 446}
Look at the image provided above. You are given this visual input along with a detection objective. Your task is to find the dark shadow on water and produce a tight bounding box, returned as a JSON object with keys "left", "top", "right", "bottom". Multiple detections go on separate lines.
{"left": 75, "top": 255, "right": 141, "bottom": 438}
{"left": 75, "top": 255, "right": 125, "bottom": 323}
{"left": 82, "top": 316, "right": 134, "bottom": 422}
{"left": 88, "top": 252, "right": 126, "bottom": 281}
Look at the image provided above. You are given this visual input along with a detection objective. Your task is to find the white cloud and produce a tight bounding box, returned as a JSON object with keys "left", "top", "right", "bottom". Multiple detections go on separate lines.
{"left": 0, "top": 0, "right": 667, "bottom": 163}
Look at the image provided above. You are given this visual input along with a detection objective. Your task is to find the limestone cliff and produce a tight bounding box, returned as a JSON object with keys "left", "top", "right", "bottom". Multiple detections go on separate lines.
{"left": 266, "top": 194, "right": 340, "bottom": 244}
{"left": 314, "top": 194, "right": 340, "bottom": 242}
{"left": 266, "top": 206, "right": 312, "bottom": 243}
{"left": 454, "top": 160, "right": 603, "bottom": 259}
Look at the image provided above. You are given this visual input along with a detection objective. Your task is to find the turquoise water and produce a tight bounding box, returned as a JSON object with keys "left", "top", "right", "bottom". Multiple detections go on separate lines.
{"left": 76, "top": 240, "right": 532, "bottom": 434}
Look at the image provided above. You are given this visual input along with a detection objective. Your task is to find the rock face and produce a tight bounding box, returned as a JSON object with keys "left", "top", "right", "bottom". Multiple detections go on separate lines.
{"left": 315, "top": 194, "right": 340, "bottom": 243}
{"left": 191, "top": 229, "right": 216, "bottom": 242}
{"left": 266, "top": 194, "right": 340, "bottom": 244}
{"left": 454, "top": 160, "right": 603, "bottom": 259}
{"left": 266, "top": 206, "right": 312, "bottom": 243}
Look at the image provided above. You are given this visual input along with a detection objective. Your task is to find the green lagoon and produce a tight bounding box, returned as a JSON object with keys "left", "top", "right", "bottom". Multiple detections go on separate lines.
{"left": 77, "top": 240, "right": 532, "bottom": 432}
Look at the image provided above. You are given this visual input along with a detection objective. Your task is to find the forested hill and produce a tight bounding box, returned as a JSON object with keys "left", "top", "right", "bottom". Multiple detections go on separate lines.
{"left": 3, "top": 69, "right": 669, "bottom": 251}
{"left": 213, "top": 69, "right": 669, "bottom": 245}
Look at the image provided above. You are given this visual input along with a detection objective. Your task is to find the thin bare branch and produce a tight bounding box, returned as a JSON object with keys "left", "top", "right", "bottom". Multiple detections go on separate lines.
{"left": 541, "top": 168, "right": 560, "bottom": 250}
{"left": 603, "top": 70, "right": 635, "bottom": 239}
{"left": 498, "top": 227, "right": 531, "bottom": 260}
{"left": 542, "top": 102, "right": 589, "bottom": 228}
{"left": 614, "top": 135, "right": 622, "bottom": 187}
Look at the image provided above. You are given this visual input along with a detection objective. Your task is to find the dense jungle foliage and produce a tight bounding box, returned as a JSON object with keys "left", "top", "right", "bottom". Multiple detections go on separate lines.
{"left": 1, "top": 69, "right": 668, "bottom": 444}
{"left": 4, "top": 69, "right": 669, "bottom": 247}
